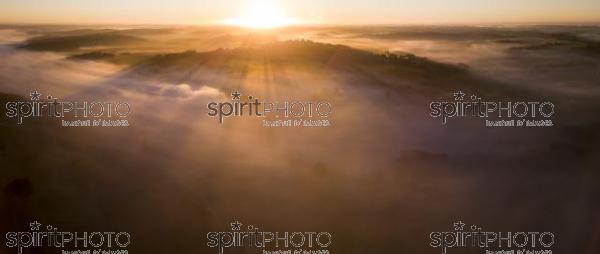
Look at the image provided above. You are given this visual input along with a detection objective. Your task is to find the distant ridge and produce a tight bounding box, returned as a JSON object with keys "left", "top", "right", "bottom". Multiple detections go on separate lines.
{"left": 20, "top": 32, "right": 144, "bottom": 51}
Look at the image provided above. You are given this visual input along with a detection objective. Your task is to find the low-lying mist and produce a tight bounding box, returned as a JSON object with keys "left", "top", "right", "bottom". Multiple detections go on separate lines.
{"left": 0, "top": 25, "right": 598, "bottom": 254}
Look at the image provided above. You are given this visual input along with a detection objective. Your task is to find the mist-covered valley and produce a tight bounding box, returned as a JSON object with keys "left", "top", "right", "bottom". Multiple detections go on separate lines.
{"left": 0, "top": 25, "right": 599, "bottom": 253}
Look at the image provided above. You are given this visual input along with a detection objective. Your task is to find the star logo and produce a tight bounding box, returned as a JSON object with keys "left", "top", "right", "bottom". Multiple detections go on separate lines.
{"left": 30, "top": 91, "right": 41, "bottom": 101}
{"left": 230, "top": 221, "right": 242, "bottom": 231}
{"left": 453, "top": 221, "right": 465, "bottom": 231}
{"left": 453, "top": 91, "right": 465, "bottom": 101}
{"left": 29, "top": 221, "right": 41, "bottom": 231}
{"left": 231, "top": 90, "right": 241, "bottom": 100}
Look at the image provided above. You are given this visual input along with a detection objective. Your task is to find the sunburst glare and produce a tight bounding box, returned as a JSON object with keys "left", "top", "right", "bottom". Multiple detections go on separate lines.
{"left": 224, "top": 1, "right": 298, "bottom": 29}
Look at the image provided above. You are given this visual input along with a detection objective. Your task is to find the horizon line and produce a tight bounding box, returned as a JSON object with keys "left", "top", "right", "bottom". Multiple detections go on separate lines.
{"left": 2, "top": 20, "right": 600, "bottom": 28}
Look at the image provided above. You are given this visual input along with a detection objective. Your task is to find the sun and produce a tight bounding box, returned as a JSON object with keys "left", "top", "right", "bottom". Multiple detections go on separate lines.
{"left": 225, "top": 1, "right": 297, "bottom": 29}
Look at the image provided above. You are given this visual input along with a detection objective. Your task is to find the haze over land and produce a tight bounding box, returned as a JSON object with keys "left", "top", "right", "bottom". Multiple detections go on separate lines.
{"left": 0, "top": 24, "right": 599, "bottom": 254}
{"left": 2, "top": 0, "right": 600, "bottom": 24}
